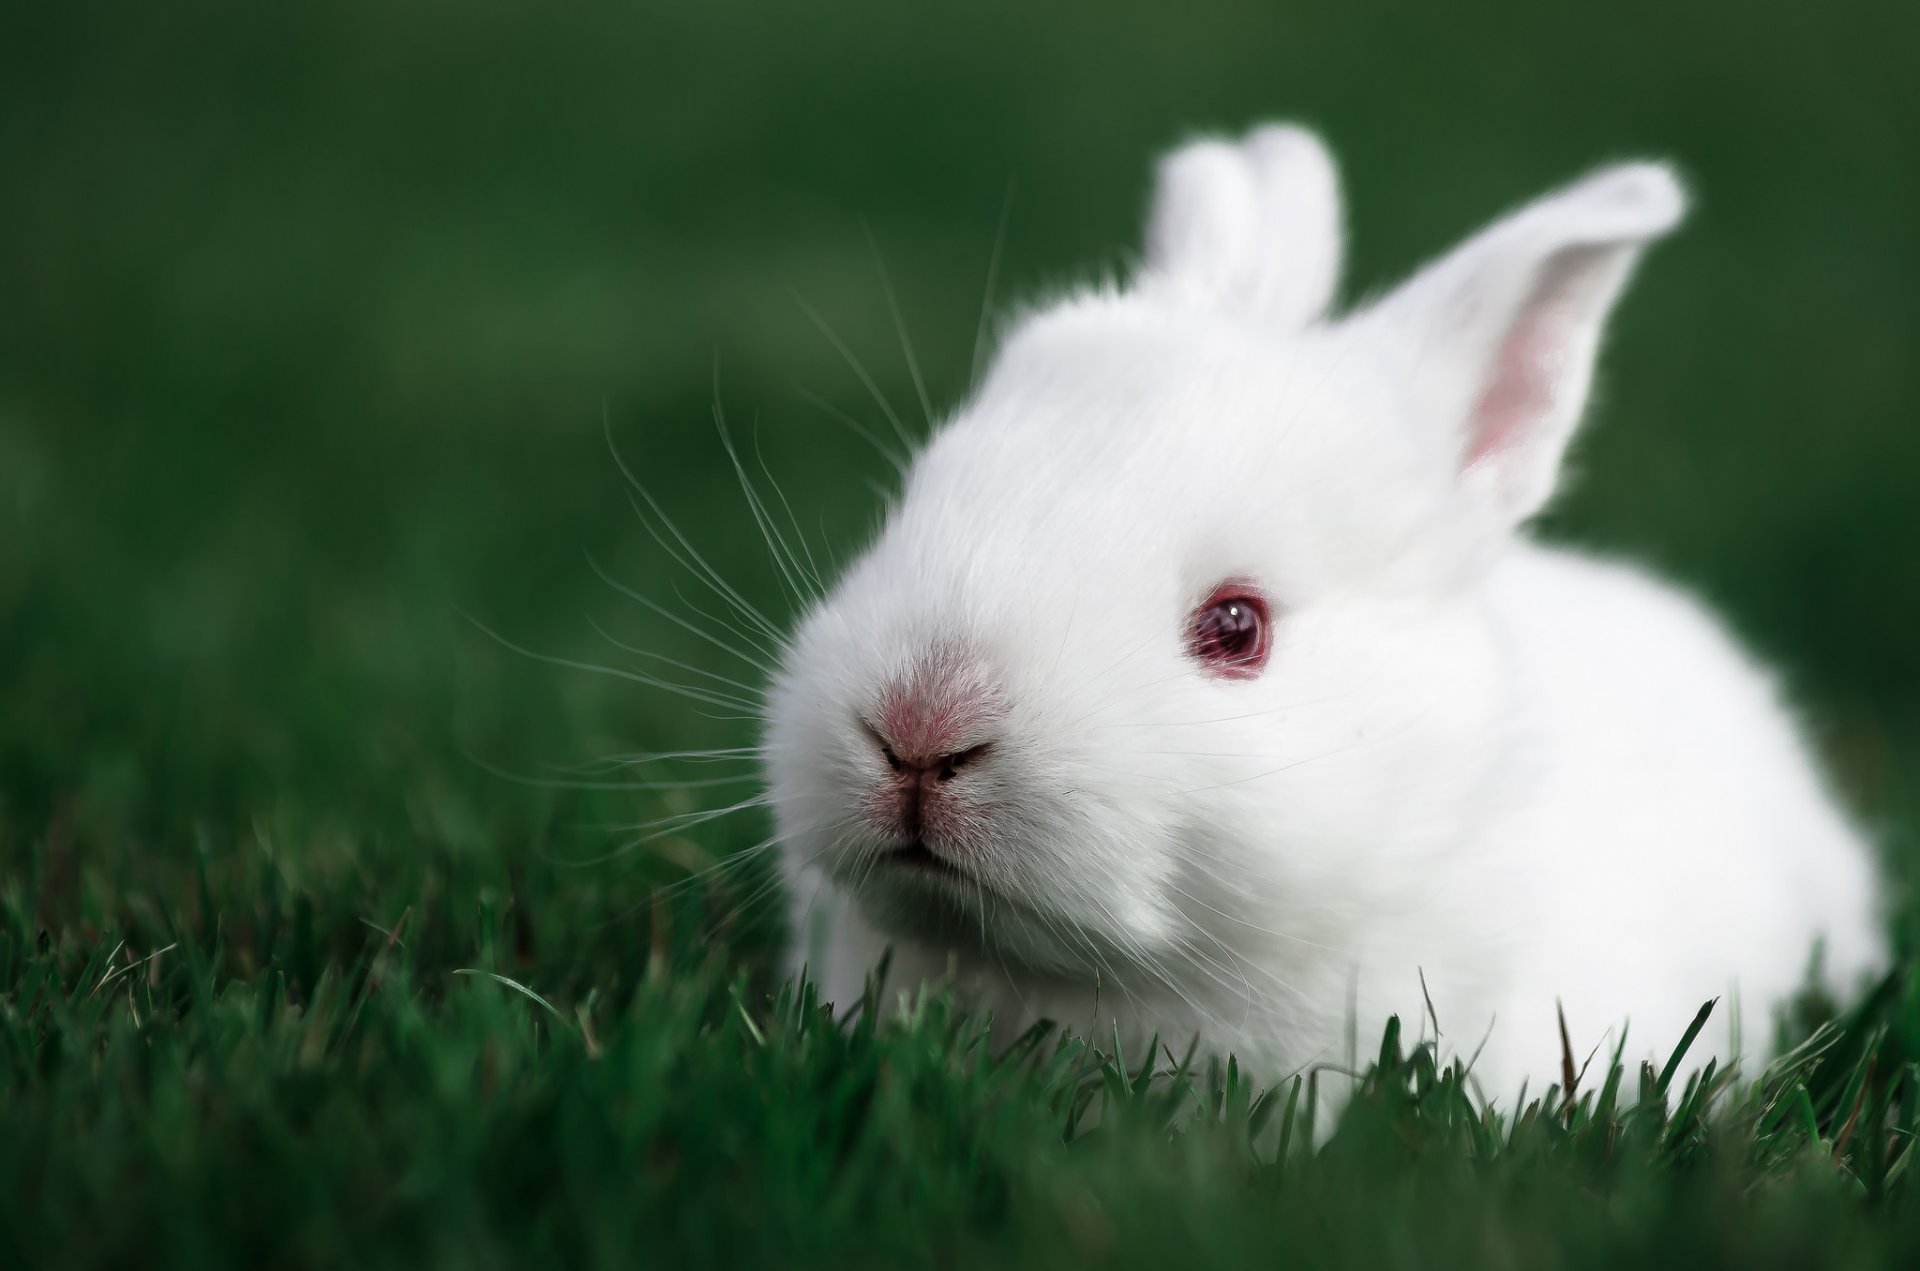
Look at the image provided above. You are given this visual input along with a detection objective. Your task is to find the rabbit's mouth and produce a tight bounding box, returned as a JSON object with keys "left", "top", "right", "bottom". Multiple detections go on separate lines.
{"left": 849, "top": 839, "right": 1145, "bottom": 980}
{"left": 859, "top": 837, "right": 1019, "bottom": 918}
{"left": 884, "top": 840, "right": 968, "bottom": 881}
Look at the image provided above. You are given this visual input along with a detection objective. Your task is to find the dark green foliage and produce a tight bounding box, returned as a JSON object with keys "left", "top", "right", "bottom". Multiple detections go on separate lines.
{"left": 2, "top": 1, "right": 1918, "bottom": 1266}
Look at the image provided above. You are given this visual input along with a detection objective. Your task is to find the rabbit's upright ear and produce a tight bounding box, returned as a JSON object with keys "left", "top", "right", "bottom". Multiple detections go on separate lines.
{"left": 1141, "top": 124, "right": 1343, "bottom": 325}
{"left": 1359, "top": 163, "right": 1686, "bottom": 527}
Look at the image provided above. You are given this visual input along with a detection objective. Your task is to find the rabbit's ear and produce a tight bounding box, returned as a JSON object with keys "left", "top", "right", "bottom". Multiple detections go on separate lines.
{"left": 1141, "top": 124, "right": 1343, "bottom": 325}
{"left": 1359, "top": 163, "right": 1686, "bottom": 526}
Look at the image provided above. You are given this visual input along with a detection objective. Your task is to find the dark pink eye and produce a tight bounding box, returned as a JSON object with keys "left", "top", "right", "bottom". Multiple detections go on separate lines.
{"left": 1187, "top": 584, "right": 1271, "bottom": 678}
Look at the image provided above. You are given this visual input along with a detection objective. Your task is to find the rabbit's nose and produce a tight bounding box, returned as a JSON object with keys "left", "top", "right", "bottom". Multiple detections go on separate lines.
{"left": 869, "top": 645, "right": 1005, "bottom": 766}
{"left": 865, "top": 732, "right": 995, "bottom": 843}
{"left": 875, "top": 738, "right": 994, "bottom": 783}
{"left": 862, "top": 646, "right": 1005, "bottom": 843}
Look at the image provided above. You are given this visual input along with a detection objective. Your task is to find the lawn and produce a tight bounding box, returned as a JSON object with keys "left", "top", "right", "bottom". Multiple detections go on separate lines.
{"left": 2, "top": 2, "right": 1918, "bottom": 1266}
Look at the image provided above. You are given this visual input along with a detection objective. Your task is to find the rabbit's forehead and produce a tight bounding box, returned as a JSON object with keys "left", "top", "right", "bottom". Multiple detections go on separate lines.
{"left": 966, "top": 304, "right": 1381, "bottom": 477}
{"left": 905, "top": 317, "right": 1383, "bottom": 558}
{"left": 845, "top": 317, "right": 1406, "bottom": 669}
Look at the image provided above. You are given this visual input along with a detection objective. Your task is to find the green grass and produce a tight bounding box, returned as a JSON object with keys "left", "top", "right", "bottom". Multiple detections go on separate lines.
{"left": 3, "top": 874, "right": 1918, "bottom": 1268}
{"left": 3, "top": 1, "right": 1920, "bottom": 1265}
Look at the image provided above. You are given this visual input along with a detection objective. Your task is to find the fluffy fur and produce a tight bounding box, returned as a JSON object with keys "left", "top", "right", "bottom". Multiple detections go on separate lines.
{"left": 763, "top": 125, "right": 1885, "bottom": 1100}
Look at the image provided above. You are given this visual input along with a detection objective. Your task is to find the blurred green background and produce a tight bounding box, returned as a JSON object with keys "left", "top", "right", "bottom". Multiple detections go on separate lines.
{"left": 2, "top": 0, "right": 1916, "bottom": 922}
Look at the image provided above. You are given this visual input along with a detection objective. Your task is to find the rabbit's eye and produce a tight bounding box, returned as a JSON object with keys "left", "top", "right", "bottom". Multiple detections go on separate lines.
{"left": 1187, "top": 585, "right": 1272, "bottom": 678}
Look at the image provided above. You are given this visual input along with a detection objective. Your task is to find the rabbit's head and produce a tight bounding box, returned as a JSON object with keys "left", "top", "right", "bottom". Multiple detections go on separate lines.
{"left": 766, "top": 126, "right": 1685, "bottom": 980}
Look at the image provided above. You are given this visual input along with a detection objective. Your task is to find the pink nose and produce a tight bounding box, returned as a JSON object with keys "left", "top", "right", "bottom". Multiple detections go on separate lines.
{"left": 864, "top": 651, "right": 1004, "bottom": 842}
{"left": 872, "top": 739, "right": 994, "bottom": 840}
{"left": 879, "top": 740, "right": 994, "bottom": 783}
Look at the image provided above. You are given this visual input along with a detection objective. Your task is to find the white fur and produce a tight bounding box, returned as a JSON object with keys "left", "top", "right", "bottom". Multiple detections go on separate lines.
{"left": 1143, "top": 124, "right": 1343, "bottom": 324}
{"left": 763, "top": 125, "right": 1885, "bottom": 1103}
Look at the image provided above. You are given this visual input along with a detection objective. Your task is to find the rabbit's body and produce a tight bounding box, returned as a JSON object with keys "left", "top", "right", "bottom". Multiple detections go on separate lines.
{"left": 790, "top": 540, "right": 1880, "bottom": 1094}
{"left": 766, "top": 126, "right": 1884, "bottom": 1098}
{"left": 1422, "top": 543, "right": 1879, "bottom": 1088}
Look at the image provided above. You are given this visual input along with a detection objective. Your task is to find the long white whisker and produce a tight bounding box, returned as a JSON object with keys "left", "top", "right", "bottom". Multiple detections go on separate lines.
{"left": 1068, "top": 669, "right": 1197, "bottom": 729}
{"left": 613, "top": 495, "right": 789, "bottom": 655}
{"left": 1165, "top": 879, "right": 1340, "bottom": 954}
{"left": 560, "top": 796, "right": 776, "bottom": 866}
{"left": 586, "top": 551, "right": 779, "bottom": 675}
{"left": 1061, "top": 631, "right": 1164, "bottom": 721}
{"left": 1085, "top": 688, "right": 1362, "bottom": 731}
{"left": 464, "top": 753, "right": 759, "bottom": 793}
{"left": 604, "top": 411, "right": 787, "bottom": 645}
{"left": 462, "top": 614, "right": 757, "bottom": 713}
{"left": 704, "top": 866, "right": 795, "bottom": 938}
{"left": 1152, "top": 737, "right": 1378, "bottom": 796}
{"left": 972, "top": 182, "right": 1015, "bottom": 390}
{"left": 791, "top": 291, "right": 916, "bottom": 452}
{"left": 588, "top": 616, "right": 767, "bottom": 701}
{"left": 569, "top": 747, "right": 761, "bottom": 774}
{"left": 1166, "top": 931, "right": 1264, "bottom": 1038}
{"left": 593, "top": 793, "right": 774, "bottom": 834}
{"left": 664, "top": 579, "right": 790, "bottom": 669}
{"left": 711, "top": 377, "right": 817, "bottom": 608}
{"left": 751, "top": 417, "right": 828, "bottom": 597}
{"left": 586, "top": 833, "right": 787, "bottom": 926}
{"left": 861, "top": 218, "right": 936, "bottom": 431}
{"left": 794, "top": 386, "right": 909, "bottom": 476}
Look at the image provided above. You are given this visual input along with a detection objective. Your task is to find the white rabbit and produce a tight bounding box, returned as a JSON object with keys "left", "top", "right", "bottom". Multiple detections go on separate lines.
{"left": 763, "top": 124, "right": 1885, "bottom": 1102}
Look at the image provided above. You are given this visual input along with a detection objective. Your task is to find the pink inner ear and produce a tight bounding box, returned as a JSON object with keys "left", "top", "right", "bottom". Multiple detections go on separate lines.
{"left": 1460, "top": 243, "right": 1612, "bottom": 475}
{"left": 1464, "top": 302, "right": 1567, "bottom": 471}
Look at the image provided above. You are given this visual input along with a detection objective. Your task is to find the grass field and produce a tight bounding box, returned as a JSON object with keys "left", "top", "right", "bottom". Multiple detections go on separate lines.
{"left": 3, "top": 2, "right": 1918, "bottom": 1265}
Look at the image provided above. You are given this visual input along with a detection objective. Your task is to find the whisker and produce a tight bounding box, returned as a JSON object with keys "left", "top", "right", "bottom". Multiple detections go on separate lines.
{"left": 1067, "top": 630, "right": 1163, "bottom": 700}
{"left": 794, "top": 385, "right": 909, "bottom": 476}
{"left": 791, "top": 291, "right": 916, "bottom": 452}
{"left": 1084, "top": 688, "right": 1362, "bottom": 732}
{"left": 588, "top": 615, "right": 767, "bottom": 701}
{"left": 973, "top": 874, "right": 990, "bottom": 950}
{"left": 1154, "top": 737, "right": 1377, "bottom": 796}
{"left": 508, "top": 747, "right": 760, "bottom": 778}
{"left": 585, "top": 833, "right": 787, "bottom": 928}
{"left": 587, "top": 551, "right": 779, "bottom": 675}
{"left": 1165, "top": 931, "right": 1255, "bottom": 1020}
{"left": 972, "top": 181, "right": 1015, "bottom": 390}
{"left": 1167, "top": 929, "right": 1271, "bottom": 1039}
{"left": 703, "top": 865, "right": 796, "bottom": 939}
{"left": 591, "top": 793, "right": 774, "bottom": 834}
{"left": 711, "top": 374, "right": 818, "bottom": 608}
{"left": 1067, "top": 659, "right": 1199, "bottom": 728}
{"left": 463, "top": 751, "right": 759, "bottom": 793}
{"left": 462, "top": 614, "right": 758, "bottom": 713}
{"left": 588, "top": 746, "right": 762, "bottom": 772}
{"left": 604, "top": 409, "right": 788, "bottom": 646}
{"left": 1049, "top": 590, "right": 1081, "bottom": 681}
{"left": 612, "top": 498, "right": 789, "bottom": 657}
{"left": 666, "top": 579, "right": 789, "bottom": 670}
{"left": 1165, "top": 879, "right": 1340, "bottom": 954}
{"left": 559, "top": 796, "right": 776, "bottom": 866}
{"left": 860, "top": 218, "right": 936, "bottom": 431}
{"left": 751, "top": 416, "right": 828, "bottom": 597}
